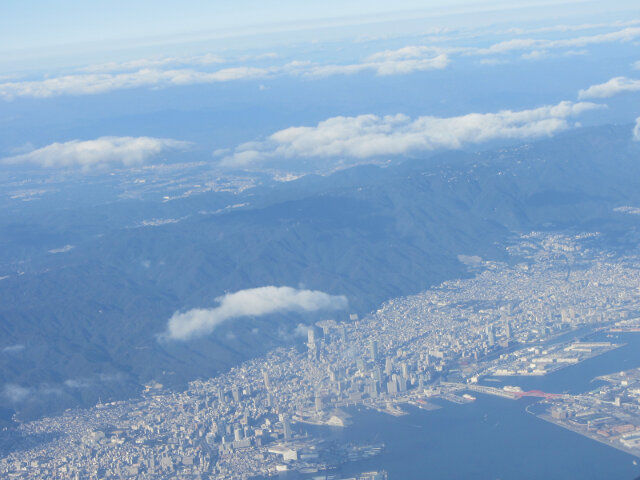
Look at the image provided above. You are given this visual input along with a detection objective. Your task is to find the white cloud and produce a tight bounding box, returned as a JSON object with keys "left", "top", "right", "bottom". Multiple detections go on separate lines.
{"left": 0, "top": 67, "right": 278, "bottom": 99}
{"left": 3, "top": 136, "right": 191, "bottom": 170}
{"left": 64, "top": 373, "right": 123, "bottom": 389}
{"left": 2, "top": 25, "right": 638, "bottom": 99}
{"left": 163, "top": 286, "right": 348, "bottom": 341}
{"left": 578, "top": 76, "right": 640, "bottom": 99}
{"left": 305, "top": 54, "right": 449, "bottom": 77}
{"left": 220, "top": 101, "right": 602, "bottom": 167}
{"left": 505, "top": 20, "right": 640, "bottom": 35}
{"left": 2, "top": 384, "right": 31, "bottom": 402}
{"left": 48, "top": 244, "right": 75, "bottom": 254}
{"left": 82, "top": 53, "right": 226, "bottom": 73}
{"left": 634, "top": 117, "right": 640, "bottom": 141}
{"left": 1, "top": 344, "right": 25, "bottom": 354}
{"left": 550, "top": 27, "right": 640, "bottom": 48}
{"left": 614, "top": 206, "right": 640, "bottom": 215}
{"left": 0, "top": 52, "right": 449, "bottom": 99}
{"left": 472, "top": 26, "right": 640, "bottom": 57}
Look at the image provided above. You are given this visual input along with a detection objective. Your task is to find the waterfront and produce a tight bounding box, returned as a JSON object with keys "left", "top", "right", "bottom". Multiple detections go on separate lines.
{"left": 291, "top": 333, "right": 640, "bottom": 480}
{"left": 487, "top": 332, "right": 640, "bottom": 395}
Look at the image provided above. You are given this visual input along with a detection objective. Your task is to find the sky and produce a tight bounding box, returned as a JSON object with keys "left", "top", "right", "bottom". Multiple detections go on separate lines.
{"left": 3, "top": 0, "right": 636, "bottom": 67}
{"left": 0, "top": 0, "right": 639, "bottom": 178}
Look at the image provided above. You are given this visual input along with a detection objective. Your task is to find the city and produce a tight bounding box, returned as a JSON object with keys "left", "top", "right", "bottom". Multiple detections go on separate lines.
{"left": 2, "top": 231, "right": 640, "bottom": 479}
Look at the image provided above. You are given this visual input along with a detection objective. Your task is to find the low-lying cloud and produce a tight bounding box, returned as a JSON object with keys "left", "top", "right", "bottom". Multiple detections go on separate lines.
{"left": 219, "top": 101, "right": 602, "bottom": 167}
{"left": 578, "top": 76, "right": 640, "bottom": 99}
{"left": 1, "top": 25, "right": 639, "bottom": 100}
{"left": 0, "top": 67, "right": 277, "bottom": 99}
{"left": 3, "top": 136, "right": 191, "bottom": 170}
{"left": 163, "top": 286, "right": 348, "bottom": 341}
{"left": 306, "top": 54, "right": 449, "bottom": 77}
{"left": 1, "top": 344, "right": 25, "bottom": 354}
{"left": 2, "top": 384, "right": 31, "bottom": 402}
{"left": 634, "top": 117, "right": 640, "bottom": 141}
{"left": 0, "top": 53, "right": 448, "bottom": 99}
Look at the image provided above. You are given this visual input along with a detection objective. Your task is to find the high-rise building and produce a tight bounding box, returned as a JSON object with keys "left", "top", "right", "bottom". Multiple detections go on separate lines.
{"left": 314, "top": 394, "right": 323, "bottom": 413}
{"left": 387, "top": 378, "right": 398, "bottom": 395}
{"left": 398, "top": 377, "right": 407, "bottom": 392}
{"left": 232, "top": 387, "right": 240, "bottom": 403}
{"left": 505, "top": 319, "right": 512, "bottom": 339}
{"left": 369, "top": 339, "right": 379, "bottom": 362}
{"left": 384, "top": 357, "right": 393, "bottom": 376}
{"left": 262, "top": 370, "right": 271, "bottom": 391}
{"left": 280, "top": 414, "right": 292, "bottom": 441}
{"left": 369, "top": 379, "right": 379, "bottom": 398}
{"left": 338, "top": 326, "right": 347, "bottom": 343}
{"left": 307, "top": 328, "right": 317, "bottom": 359}
{"left": 486, "top": 325, "right": 495, "bottom": 346}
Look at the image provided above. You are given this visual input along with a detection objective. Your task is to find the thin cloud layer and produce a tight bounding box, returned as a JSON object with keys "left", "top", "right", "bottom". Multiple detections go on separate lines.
{"left": 578, "top": 76, "right": 640, "bottom": 99}
{"left": 83, "top": 53, "right": 226, "bottom": 73}
{"left": 3, "top": 136, "right": 191, "bottom": 170}
{"left": 634, "top": 117, "right": 640, "bottom": 141}
{"left": 2, "top": 25, "right": 638, "bottom": 100}
{"left": 220, "top": 101, "right": 602, "bottom": 167}
{"left": 164, "top": 286, "right": 348, "bottom": 341}
{"left": 2, "top": 384, "right": 31, "bottom": 402}
{"left": 0, "top": 67, "right": 277, "bottom": 99}
{"left": 306, "top": 54, "right": 448, "bottom": 77}
{"left": 0, "top": 53, "right": 448, "bottom": 99}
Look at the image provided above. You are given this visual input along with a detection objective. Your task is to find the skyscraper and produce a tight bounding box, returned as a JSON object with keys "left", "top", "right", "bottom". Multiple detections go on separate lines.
{"left": 280, "top": 414, "right": 292, "bottom": 441}
{"left": 307, "top": 328, "right": 317, "bottom": 359}
{"left": 232, "top": 386, "right": 240, "bottom": 403}
{"left": 486, "top": 325, "right": 495, "bottom": 346}
{"left": 262, "top": 370, "right": 271, "bottom": 390}
{"left": 369, "top": 339, "right": 379, "bottom": 362}
{"left": 385, "top": 357, "right": 393, "bottom": 376}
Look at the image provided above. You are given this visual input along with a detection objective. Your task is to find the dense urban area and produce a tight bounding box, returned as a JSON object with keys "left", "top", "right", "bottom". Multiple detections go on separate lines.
{"left": 3, "top": 231, "right": 640, "bottom": 479}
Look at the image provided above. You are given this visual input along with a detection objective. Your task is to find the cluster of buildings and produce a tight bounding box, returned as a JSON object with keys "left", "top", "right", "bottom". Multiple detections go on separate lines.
{"left": 540, "top": 366, "right": 640, "bottom": 455}
{"left": 3, "top": 232, "right": 640, "bottom": 478}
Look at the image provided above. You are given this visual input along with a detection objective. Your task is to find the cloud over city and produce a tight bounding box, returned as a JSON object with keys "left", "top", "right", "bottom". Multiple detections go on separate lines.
{"left": 219, "top": 101, "right": 602, "bottom": 167}
{"left": 2, "top": 136, "right": 191, "bottom": 170}
{"left": 163, "top": 286, "right": 348, "bottom": 341}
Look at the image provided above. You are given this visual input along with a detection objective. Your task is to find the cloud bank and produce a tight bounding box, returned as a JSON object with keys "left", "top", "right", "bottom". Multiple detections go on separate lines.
{"left": 82, "top": 53, "right": 226, "bottom": 73}
{"left": 164, "top": 286, "right": 348, "bottom": 341}
{"left": 220, "top": 101, "right": 602, "bottom": 167}
{"left": 0, "top": 52, "right": 448, "bottom": 99}
{"left": 0, "top": 67, "right": 278, "bottom": 99}
{"left": 2, "top": 25, "right": 638, "bottom": 100}
{"left": 3, "top": 136, "right": 191, "bottom": 170}
{"left": 306, "top": 53, "right": 448, "bottom": 77}
{"left": 578, "top": 76, "right": 640, "bottom": 99}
